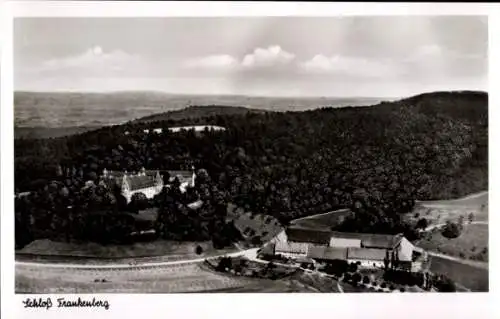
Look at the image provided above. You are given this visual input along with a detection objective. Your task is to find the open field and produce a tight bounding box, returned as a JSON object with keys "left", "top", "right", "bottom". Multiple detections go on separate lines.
{"left": 407, "top": 191, "right": 488, "bottom": 226}
{"left": 16, "top": 262, "right": 261, "bottom": 293}
{"left": 228, "top": 204, "right": 283, "bottom": 244}
{"left": 16, "top": 239, "right": 235, "bottom": 262}
{"left": 429, "top": 255, "right": 488, "bottom": 292}
{"left": 417, "top": 224, "right": 488, "bottom": 262}
{"left": 290, "top": 209, "right": 353, "bottom": 229}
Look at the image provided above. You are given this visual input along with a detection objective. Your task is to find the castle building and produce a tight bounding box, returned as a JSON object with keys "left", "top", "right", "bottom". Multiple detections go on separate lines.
{"left": 100, "top": 167, "right": 196, "bottom": 203}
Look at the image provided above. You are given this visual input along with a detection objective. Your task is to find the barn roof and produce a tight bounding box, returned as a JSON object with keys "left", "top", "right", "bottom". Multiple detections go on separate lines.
{"left": 347, "top": 248, "right": 388, "bottom": 261}
{"left": 275, "top": 241, "right": 309, "bottom": 254}
{"left": 307, "top": 246, "right": 348, "bottom": 261}
{"left": 286, "top": 225, "right": 403, "bottom": 249}
{"left": 286, "top": 227, "right": 333, "bottom": 245}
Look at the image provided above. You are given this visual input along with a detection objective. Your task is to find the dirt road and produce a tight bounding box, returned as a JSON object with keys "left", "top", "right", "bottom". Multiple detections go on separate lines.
{"left": 15, "top": 248, "right": 260, "bottom": 293}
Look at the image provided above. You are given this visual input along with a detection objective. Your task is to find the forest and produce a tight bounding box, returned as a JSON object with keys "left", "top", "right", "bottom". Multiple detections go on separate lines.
{"left": 14, "top": 91, "right": 488, "bottom": 249}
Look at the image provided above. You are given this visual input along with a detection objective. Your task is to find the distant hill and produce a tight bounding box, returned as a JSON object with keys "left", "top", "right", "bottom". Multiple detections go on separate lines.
{"left": 402, "top": 91, "right": 487, "bottom": 125}
{"left": 14, "top": 104, "right": 269, "bottom": 139}
{"left": 131, "top": 105, "right": 268, "bottom": 125}
{"left": 14, "top": 90, "right": 383, "bottom": 134}
{"left": 15, "top": 90, "right": 488, "bottom": 248}
{"left": 15, "top": 126, "right": 101, "bottom": 140}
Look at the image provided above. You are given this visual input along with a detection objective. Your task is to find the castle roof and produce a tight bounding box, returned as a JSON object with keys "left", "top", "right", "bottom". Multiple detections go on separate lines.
{"left": 126, "top": 174, "right": 160, "bottom": 191}
{"left": 166, "top": 170, "right": 193, "bottom": 183}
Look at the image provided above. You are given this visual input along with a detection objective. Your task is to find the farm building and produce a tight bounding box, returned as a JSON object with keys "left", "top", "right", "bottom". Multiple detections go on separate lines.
{"left": 269, "top": 225, "right": 421, "bottom": 270}
{"left": 141, "top": 126, "right": 226, "bottom": 135}
{"left": 167, "top": 125, "right": 226, "bottom": 133}
{"left": 100, "top": 168, "right": 196, "bottom": 203}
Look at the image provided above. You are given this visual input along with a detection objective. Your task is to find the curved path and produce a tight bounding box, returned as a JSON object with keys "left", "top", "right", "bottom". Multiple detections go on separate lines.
{"left": 423, "top": 220, "right": 488, "bottom": 232}
{"left": 16, "top": 248, "right": 259, "bottom": 269}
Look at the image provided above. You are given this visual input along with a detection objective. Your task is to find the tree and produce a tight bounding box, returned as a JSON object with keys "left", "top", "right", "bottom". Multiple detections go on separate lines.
{"left": 458, "top": 215, "right": 465, "bottom": 227}
{"left": 352, "top": 272, "right": 362, "bottom": 284}
{"left": 251, "top": 235, "right": 262, "bottom": 246}
{"left": 348, "top": 262, "right": 358, "bottom": 273}
{"left": 416, "top": 218, "right": 428, "bottom": 230}
{"left": 129, "top": 192, "right": 148, "bottom": 212}
{"left": 468, "top": 212, "right": 474, "bottom": 224}
{"left": 441, "top": 221, "right": 462, "bottom": 239}
{"left": 216, "top": 257, "right": 232, "bottom": 272}
{"left": 195, "top": 245, "right": 203, "bottom": 255}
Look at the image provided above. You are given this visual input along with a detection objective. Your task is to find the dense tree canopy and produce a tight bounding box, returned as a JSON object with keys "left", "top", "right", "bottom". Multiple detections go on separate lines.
{"left": 14, "top": 91, "right": 488, "bottom": 248}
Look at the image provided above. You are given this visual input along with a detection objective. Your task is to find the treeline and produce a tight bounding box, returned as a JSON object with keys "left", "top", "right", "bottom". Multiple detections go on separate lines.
{"left": 14, "top": 91, "right": 488, "bottom": 247}
{"left": 15, "top": 168, "right": 242, "bottom": 249}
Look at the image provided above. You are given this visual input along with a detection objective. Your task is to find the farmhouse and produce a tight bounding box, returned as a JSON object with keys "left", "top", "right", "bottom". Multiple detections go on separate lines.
{"left": 100, "top": 168, "right": 196, "bottom": 203}
{"left": 269, "top": 226, "right": 421, "bottom": 271}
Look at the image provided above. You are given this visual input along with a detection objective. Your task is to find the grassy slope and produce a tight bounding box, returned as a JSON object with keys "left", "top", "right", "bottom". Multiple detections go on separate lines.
{"left": 290, "top": 209, "right": 353, "bottom": 229}
{"left": 226, "top": 203, "right": 284, "bottom": 246}
{"left": 16, "top": 239, "right": 233, "bottom": 260}
{"left": 417, "top": 224, "right": 488, "bottom": 261}
{"left": 16, "top": 263, "right": 259, "bottom": 293}
{"left": 429, "top": 256, "right": 488, "bottom": 292}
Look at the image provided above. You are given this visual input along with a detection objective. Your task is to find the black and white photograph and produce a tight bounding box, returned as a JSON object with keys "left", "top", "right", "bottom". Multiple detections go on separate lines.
{"left": 6, "top": 6, "right": 490, "bottom": 299}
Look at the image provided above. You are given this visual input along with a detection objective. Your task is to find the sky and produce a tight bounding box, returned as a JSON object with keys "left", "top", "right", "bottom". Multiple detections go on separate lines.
{"left": 14, "top": 16, "right": 488, "bottom": 97}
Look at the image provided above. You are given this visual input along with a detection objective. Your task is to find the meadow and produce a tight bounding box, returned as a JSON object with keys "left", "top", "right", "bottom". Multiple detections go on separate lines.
{"left": 429, "top": 255, "right": 488, "bottom": 292}
{"left": 16, "top": 239, "right": 235, "bottom": 262}
{"left": 290, "top": 209, "right": 353, "bottom": 229}
{"left": 417, "top": 224, "right": 488, "bottom": 261}
{"left": 15, "top": 262, "right": 259, "bottom": 293}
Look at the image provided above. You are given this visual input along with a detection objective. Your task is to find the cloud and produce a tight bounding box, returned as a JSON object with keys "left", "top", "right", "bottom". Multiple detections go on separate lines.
{"left": 181, "top": 46, "right": 295, "bottom": 73}
{"left": 182, "top": 54, "right": 239, "bottom": 70}
{"left": 299, "top": 54, "right": 398, "bottom": 78}
{"left": 36, "top": 46, "right": 144, "bottom": 76}
{"left": 406, "top": 44, "right": 484, "bottom": 62}
{"left": 241, "top": 45, "right": 295, "bottom": 69}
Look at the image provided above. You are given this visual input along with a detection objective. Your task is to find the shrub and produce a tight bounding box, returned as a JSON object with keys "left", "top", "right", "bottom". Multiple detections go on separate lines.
{"left": 441, "top": 222, "right": 462, "bottom": 239}
{"left": 352, "top": 273, "right": 362, "bottom": 284}
{"left": 251, "top": 236, "right": 262, "bottom": 246}
{"left": 468, "top": 213, "right": 474, "bottom": 223}
{"left": 195, "top": 245, "right": 203, "bottom": 255}
{"left": 389, "top": 285, "right": 395, "bottom": 290}
{"left": 363, "top": 276, "right": 370, "bottom": 284}
{"left": 416, "top": 218, "right": 428, "bottom": 230}
{"left": 343, "top": 273, "right": 352, "bottom": 282}
{"left": 434, "top": 275, "right": 456, "bottom": 292}
{"left": 400, "top": 288, "right": 405, "bottom": 292}
{"left": 348, "top": 262, "right": 358, "bottom": 272}
{"left": 381, "top": 282, "right": 387, "bottom": 289}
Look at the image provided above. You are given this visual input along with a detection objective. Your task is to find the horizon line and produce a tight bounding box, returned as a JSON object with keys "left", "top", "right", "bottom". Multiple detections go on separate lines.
{"left": 13, "top": 89, "right": 489, "bottom": 100}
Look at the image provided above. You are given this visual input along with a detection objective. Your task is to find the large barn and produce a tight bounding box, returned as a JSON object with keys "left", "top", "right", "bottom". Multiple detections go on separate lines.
{"left": 269, "top": 226, "right": 423, "bottom": 271}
